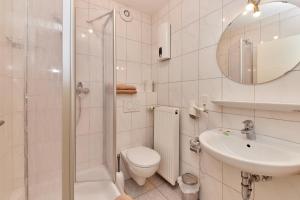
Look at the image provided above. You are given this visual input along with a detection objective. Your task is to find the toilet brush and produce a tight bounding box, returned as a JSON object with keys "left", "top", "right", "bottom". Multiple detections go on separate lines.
{"left": 116, "top": 154, "right": 125, "bottom": 194}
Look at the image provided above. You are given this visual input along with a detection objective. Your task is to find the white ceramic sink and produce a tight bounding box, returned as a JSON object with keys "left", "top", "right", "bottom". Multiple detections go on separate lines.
{"left": 199, "top": 129, "right": 300, "bottom": 176}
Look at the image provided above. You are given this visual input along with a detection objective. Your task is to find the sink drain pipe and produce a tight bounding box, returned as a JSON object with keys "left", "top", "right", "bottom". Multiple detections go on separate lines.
{"left": 241, "top": 172, "right": 272, "bottom": 200}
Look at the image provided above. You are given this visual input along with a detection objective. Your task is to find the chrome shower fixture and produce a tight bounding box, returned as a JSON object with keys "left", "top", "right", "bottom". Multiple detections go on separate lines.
{"left": 76, "top": 82, "right": 90, "bottom": 97}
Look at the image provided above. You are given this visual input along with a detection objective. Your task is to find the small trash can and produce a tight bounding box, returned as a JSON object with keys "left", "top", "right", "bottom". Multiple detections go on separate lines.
{"left": 178, "top": 173, "right": 200, "bottom": 200}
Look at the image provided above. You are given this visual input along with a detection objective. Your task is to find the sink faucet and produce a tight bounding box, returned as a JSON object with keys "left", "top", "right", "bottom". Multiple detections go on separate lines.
{"left": 241, "top": 120, "right": 256, "bottom": 140}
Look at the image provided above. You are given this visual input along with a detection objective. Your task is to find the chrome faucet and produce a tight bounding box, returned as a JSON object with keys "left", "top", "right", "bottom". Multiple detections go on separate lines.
{"left": 241, "top": 120, "right": 256, "bottom": 140}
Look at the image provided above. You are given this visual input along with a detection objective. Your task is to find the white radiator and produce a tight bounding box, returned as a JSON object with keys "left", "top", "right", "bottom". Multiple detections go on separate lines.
{"left": 154, "top": 106, "right": 179, "bottom": 186}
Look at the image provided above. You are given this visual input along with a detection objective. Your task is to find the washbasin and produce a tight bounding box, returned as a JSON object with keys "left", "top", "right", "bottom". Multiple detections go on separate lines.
{"left": 199, "top": 129, "right": 300, "bottom": 176}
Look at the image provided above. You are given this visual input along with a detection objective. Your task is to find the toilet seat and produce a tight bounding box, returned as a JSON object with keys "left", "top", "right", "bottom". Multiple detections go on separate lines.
{"left": 126, "top": 146, "right": 160, "bottom": 168}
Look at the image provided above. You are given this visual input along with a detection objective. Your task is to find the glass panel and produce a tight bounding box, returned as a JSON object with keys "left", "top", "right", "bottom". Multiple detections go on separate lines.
{"left": 0, "top": 0, "right": 27, "bottom": 199}
{"left": 26, "top": 0, "right": 63, "bottom": 199}
{"left": 75, "top": 7, "right": 115, "bottom": 183}
{"left": 103, "top": 11, "right": 116, "bottom": 181}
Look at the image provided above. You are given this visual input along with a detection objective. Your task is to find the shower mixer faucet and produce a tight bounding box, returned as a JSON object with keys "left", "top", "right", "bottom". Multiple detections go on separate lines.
{"left": 76, "top": 82, "right": 90, "bottom": 97}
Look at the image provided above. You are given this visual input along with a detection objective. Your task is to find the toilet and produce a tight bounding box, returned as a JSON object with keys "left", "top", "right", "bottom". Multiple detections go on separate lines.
{"left": 121, "top": 146, "right": 161, "bottom": 186}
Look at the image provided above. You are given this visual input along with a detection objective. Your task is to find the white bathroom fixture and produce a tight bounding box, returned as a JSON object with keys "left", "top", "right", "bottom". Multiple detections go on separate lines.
{"left": 154, "top": 106, "right": 179, "bottom": 185}
{"left": 121, "top": 146, "right": 161, "bottom": 186}
{"left": 212, "top": 100, "right": 300, "bottom": 112}
{"left": 158, "top": 23, "right": 171, "bottom": 61}
{"left": 199, "top": 129, "right": 300, "bottom": 176}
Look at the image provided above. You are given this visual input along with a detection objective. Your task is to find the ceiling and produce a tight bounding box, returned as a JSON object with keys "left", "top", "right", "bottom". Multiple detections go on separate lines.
{"left": 114, "top": 0, "right": 168, "bottom": 14}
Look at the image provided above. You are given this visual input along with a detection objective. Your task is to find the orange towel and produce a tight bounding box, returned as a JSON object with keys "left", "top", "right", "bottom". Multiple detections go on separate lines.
{"left": 115, "top": 194, "right": 133, "bottom": 200}
{"left": 117, "top": 89, "right": 137, "bottom": 94}
{"left": 117, "top": 84, "right": 136, "bottom": 90}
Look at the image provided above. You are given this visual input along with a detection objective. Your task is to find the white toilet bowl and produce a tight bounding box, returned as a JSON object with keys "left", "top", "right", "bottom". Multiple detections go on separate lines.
{"left": 121, "top": 146, "right": 161, "bottom": 186}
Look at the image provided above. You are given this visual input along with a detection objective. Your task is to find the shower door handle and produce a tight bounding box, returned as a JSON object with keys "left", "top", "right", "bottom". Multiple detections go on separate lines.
{"left": 0, "top": 120, "right": 5, "bottom": 127}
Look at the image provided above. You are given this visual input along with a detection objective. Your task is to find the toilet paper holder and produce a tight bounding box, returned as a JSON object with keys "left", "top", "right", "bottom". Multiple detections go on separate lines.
{"left": 190, "top": 137, "right": 201, "bottom": 153}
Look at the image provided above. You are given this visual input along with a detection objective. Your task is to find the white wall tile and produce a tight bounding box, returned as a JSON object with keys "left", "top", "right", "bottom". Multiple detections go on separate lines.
{"left": 169, "top": 4, "right": 182, "bottom": 33}
{"left": 182, "top": 80, "right": 198, "bottom": 109}
{"left": 200, "top": 0, "right": 222, "bottom": 18}
{"left": 223, "top": 185, "right": 241, "bottom": 200}
{"left": 127, "top": 39, "right": 141, "bottom": 62}
{"left": 199, "top": 173, "right": 222, "bottom": 200}
{"left": 222, "top": 163, "right": 242, "bottom": 192}
{"left": 200, "top": 152, "right": 222, "bottom": 181}
{"left": 182, "top": 0, "right": 200, "bottom": 27}
{"left": 222, "top": 78, "right": 254, "bottom": 102}
{"left": 127, "top": 20, "right": 141, "bottom": 42}
{"left": 157, "top": 83, "right": 169, "bottom": 105}
{"left": 171, "top": 31, "right": 182, "bottom": 58}
{"left": 182, "top": 21, "right": 199, "bottom": 54}
{"left": 116, "top": 36, "right": 126, "bottom": 60}
{"left": 169, "top": 57, "right": 182, "bottom": 82}
{"left": 255, "top": 117, "right": 300, "bottom": 143}
{"left": 255, "top": 176, "right": 300, "bottom": 200}
{"left": 117, "top": 108, "right": 131, "bottom": 132}
{"left": 142, "top": 23, "right": 151, "bottom": 44}
{"left": 198, "top": 45, "right": 222, "bottom": 79}
{"left": 198, "top": 78, "right": 222, "bottom": 111}
{"left": 169, "top": 82, "right": 182, "bottom": 107}
{"left": 127, "top": 62, "right": 142, "bottom": 84}
{"left": 182, "top": 51, "right": 198, "bottom": 81}
{"left": 157, "top": 62, "right": 169, "bottom": 83}
{"left": 141, "top": 44, "right": 151, "bottom": 64}
{"left": 199, "top": 10, "right": 222, "bottom": 49}
{"left": 255, "top": 71, "right": 300, "bottom": 104}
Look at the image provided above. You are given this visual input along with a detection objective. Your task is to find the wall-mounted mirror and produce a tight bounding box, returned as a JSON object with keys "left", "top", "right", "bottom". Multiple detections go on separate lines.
{"left": 217, "top": 1, "right": 300, "bottom": 85}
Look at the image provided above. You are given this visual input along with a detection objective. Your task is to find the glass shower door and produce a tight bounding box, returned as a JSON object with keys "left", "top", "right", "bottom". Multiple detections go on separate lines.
{"left": 103, "top": 10, "right": 116, "bottom": 181}
{"left": 74, "top": 7, "right": 116, "bottom": 183}
{"left": 0, "top": 0, "right": 27, "bottom": 199}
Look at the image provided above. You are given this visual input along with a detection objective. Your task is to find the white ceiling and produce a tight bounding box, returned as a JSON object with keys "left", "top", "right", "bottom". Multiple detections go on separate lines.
{"left": 114, "top": 0, "right": 168, "bottom": 14}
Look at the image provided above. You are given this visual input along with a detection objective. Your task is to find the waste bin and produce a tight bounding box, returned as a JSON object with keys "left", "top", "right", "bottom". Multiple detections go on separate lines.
{"left": 178, "top": 173, "right": 200, "bottom": 200}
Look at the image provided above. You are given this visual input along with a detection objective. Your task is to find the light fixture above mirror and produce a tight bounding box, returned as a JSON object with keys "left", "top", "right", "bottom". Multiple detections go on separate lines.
{"left": 245, "top": 0, "right": 261, "bottom": 17}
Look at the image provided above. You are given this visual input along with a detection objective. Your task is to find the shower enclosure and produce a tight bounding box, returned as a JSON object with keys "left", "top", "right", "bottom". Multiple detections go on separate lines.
{"left": 0, "top": 0, "right": 117, "bottom": 199}
{"left": 1, "top": 0, "right": 63, "bottom": 199}
{"left": 74, "top": 7, "right": 116, "bottom": 184}
{"left": 73, "top": 7, "right": 117, "bottom": 199}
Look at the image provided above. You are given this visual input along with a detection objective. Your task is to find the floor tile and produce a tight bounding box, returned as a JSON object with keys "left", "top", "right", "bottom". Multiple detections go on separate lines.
{"left": 125, "top": 179, "right": 155, "bottom": 198}
{"left": 135, "top": 189, "right": 167, "bottom": 200}
{"left": 157, "top": 183, "right": 181, "bottom": 200}
{"left": 148, "top": 174, "right": 165, "bottom": 187}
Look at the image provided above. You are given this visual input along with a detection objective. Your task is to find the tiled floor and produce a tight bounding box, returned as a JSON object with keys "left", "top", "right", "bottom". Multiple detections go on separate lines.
{"left": 124, "top": 174, "right": 181, "bottom": 200}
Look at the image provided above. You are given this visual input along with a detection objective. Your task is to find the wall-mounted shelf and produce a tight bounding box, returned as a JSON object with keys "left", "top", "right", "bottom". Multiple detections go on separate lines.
{"left": 212, "top": 100, "right": 300, "bottom": 112}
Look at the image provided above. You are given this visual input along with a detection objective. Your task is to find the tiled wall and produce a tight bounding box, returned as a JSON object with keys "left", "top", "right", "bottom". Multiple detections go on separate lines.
{"left": 112, "top": 1, "right": 157, "bottom": 178}
{"left": 152, "top": 0, "right": 300, "bottom": 199}
{"left": 0, "top": 0, "right": 26, "bottom": 199}
{"left": 75, "top": 0, "right": 156, "bottom": 179}
{"left": 114, "top": 4, "right": 155, "bottom": 154}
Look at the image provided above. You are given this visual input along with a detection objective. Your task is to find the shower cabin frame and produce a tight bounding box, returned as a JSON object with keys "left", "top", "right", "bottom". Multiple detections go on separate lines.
{"left": 62, "top": 0, "right": 117, "bottom": 199}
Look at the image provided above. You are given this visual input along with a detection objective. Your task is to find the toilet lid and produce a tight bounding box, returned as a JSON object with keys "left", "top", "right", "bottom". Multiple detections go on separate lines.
{"left": 126, "top": 146, "right": 160, "bottom": 168}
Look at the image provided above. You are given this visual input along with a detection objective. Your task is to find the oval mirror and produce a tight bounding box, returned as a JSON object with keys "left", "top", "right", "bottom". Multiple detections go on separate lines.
{"left": 217, "top": 1, "right": 300, "bottom": 85}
